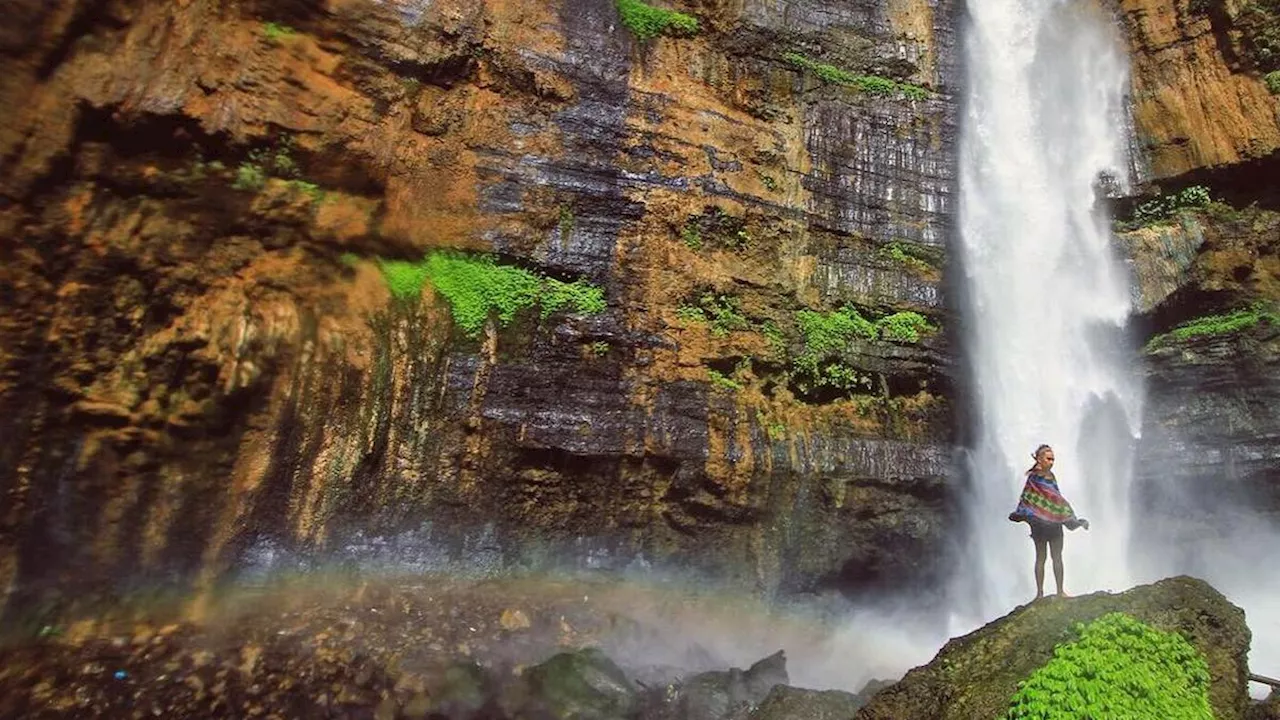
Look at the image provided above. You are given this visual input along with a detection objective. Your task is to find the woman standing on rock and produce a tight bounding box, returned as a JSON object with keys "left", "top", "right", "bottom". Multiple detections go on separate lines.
{"left": 1008, "top": 444, "right": 1089, "bottom": 601}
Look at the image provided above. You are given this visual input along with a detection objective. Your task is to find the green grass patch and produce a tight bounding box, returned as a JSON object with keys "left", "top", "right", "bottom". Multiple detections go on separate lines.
{"left": 1006, "top": 613, "right": 1211, "bottom": 720}
{"left": 376, "top": 252, "right": 606, "bottom": 337}
{"left": 617, "top": 0, "right": 699, "bottom": 41}
{"left": 1145, "top": 305, "right": 1279, "bottom": 351}
{"left": 1266, "top": 70, "right": 1280, "bottom": 94}
{"left": 783, "top": 53, "right": 930, "bottom": 99}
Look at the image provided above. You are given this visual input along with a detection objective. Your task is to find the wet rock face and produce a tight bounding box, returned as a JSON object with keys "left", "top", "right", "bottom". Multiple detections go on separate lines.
{"left": 0, "top": 0, "right": 960, "bottom": 609}
{"left": 856, "top": 576, "right": 1252, "bottom": 720}
{"left": 1120, "top": 205, "right": 1280, "bottom": 562}
{"left": 1136, "top": 325, "right": 1280, "bottom": 549}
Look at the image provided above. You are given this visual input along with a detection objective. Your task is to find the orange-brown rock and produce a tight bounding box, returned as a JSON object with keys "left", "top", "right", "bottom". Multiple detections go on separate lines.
{"left": 1120, "top": 0, "right": 1280, "bottom": 179}
{"left": 0, "top": 0, "right": 960, "bottom": 615}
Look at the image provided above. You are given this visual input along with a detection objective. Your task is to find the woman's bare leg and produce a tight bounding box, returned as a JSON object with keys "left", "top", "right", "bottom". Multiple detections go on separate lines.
{"left": 1050, "top": 534, "right": 1066, "bottom": 596}
{"left": 1033, "top": 537, "right": 1048, "bottom": 600}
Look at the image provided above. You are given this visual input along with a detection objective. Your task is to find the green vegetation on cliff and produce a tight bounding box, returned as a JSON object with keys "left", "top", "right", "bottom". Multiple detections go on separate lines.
{"left": 676, "top": 293, "right": 750, "bottom": 337}
{"left": 1007, "top": 612, "right": 1211, "bottom": 720}
{"left": 1115, "top": 185, "right": 1211, "bottom": 232}
{"left": 789, "top": 308, "right": 936, "bottom": 393}
{"left": 878, "top": 241, "right": 940, "bottom": 276}
{"left": 261, "top": 22, "right": 296, "bottom": 43}
{"left": 232, "top": 138, "right": 302, "bottom": 192}
{"left": 877, "top": 311, "right": 936, "bottom": 342}
{"left": 1266, "top": 70, "right": 1280, "bottom": 94}
{"left": 783, "top": 53, "right": 930, "bottom": 99}
{"left": 377, "top": 252, "right": 606, "bottom": 336}
{"left": 616, "top": 0, "right": 698, "bottom": 41}
{"left": 1237, "top": 0, "right": 1280, "bottom": 72}
{"left": 1145, "top": 304, "right": 1279, "bottom": 351}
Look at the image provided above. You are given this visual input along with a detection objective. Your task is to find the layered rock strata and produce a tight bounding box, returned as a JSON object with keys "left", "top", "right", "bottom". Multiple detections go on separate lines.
{"left": 0, "top": 0, "right": 961, "bottom": 610}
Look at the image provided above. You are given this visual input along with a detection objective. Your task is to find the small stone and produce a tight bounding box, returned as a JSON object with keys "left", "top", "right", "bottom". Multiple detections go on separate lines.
{"left": 500, "top": 608, "right": 531, "bottom": 630}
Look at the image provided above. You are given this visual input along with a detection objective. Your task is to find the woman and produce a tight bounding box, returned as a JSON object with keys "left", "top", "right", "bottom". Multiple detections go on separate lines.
{"left": 1008, "top": 444, "right": 1089, "bottom": 600}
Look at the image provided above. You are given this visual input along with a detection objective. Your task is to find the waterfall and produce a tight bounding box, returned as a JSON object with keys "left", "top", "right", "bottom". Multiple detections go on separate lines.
{"left": 955, "top": 0, "right": 1139, "bottom": 620}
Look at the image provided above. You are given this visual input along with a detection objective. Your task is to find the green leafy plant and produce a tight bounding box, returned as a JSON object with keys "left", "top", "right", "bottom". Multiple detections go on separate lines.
{"left": 760, "top": 173, "right": 779, "bottom": 191}
{"left": 232, "top": 138, "right": 304, "bottom": 193}
{"left": 616, "top": 0, "right": 699, "bottom": 41}
{"left": 590, "top": 341, "right": 610, "bottom": 357}
{"left": 541, "top": 277, "right": 607, "bottom": 319}
{"left": 339, "top": 252, "right": 361, "bottom": 268}
{"left": 1266, "top": 70, "right": 1280, "bottom": 94}
{"left": 878, "top": 241, "right": 937, "bottom": 275}
{"left": 232, "top": 163, "right": 266, "bottom": 191}
{"left": 1237, "top": 1, "right": 1280, "bottom": 72}
{"left": 676, "top": 293, "right": 750, "bottom": 336}
{"left": 681, "top": 224, "right": 702, "bottom": 250}
{"left": 761, "top": 320, "right": 786, "bottom": 359}
{"left": 262, "top": 22, "right": 296, "bottom": 43}
{"left": 1145, "top": 304, "right": 1279, "bottom": 350}
{"left": 766, "top": 421, "right": 786, "bottom": 440}
{"left": 876, "top": 311, "right": 937, "bottom": 343}
{"left": 792, "top": 307, "right": 876, "bottom": 393}
{"left": 676, "top": 304, "right": 704, "bottom": 323}
{"left": 376, "top": 252, "right": 606, "bottom": 336}
{"left": 1006, "top": 612, "right": 1212, "bottom": 720}
{"left": 783, "top": 52, "right": 930, "bottom": 99}
{"left": 707, "top": 368, "right": 743, "bottom": 391}
{"left": 1116, "top": 185, "right": 1212, "bottom": 231}
{"left": 288, "top": 179, "right": 324, "bottom": 201}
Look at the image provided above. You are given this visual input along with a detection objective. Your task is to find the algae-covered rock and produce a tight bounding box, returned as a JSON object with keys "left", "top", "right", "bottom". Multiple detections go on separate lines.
{"left": 857, "top": 576, "right": 1250, "bottom": 720}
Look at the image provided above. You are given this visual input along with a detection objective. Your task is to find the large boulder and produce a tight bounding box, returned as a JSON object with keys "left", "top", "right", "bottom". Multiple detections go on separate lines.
{"left": 857, "top": 576, "right": 1251, "bottom": 720}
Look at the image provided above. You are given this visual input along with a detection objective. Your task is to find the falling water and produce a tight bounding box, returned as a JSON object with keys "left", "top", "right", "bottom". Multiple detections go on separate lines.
{"left": 955, "top": 0, "right": 1139, "bottom": 621}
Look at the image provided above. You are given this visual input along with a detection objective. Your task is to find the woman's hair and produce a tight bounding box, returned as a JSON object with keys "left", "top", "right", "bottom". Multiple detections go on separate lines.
{"left": 1026, "top": 444, "right": 1053, "bottom": 474}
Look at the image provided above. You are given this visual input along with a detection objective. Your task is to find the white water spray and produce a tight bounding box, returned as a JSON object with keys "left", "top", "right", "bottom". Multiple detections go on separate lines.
{"left": 955, "top": 0, "right": 1139, "bottom": 621}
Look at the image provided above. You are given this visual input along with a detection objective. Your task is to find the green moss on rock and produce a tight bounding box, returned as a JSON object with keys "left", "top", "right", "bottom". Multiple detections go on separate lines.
{"left": 856, "top": 577, "right": 1250, "bottom": 720}
{"left": 1007, "top": 613, "right": 1212, "bottom": 720}
{"left": 1145, "top": 305, "right": 1279, "bottom": 352}
{"left": 616, "top": 0, "right": 698, "bottom": 41}
{"left": 376, "top": 252, "right": 606, "bottom": 337}
{"left": 783, "top": 52, "right": 930, "bottom": 99}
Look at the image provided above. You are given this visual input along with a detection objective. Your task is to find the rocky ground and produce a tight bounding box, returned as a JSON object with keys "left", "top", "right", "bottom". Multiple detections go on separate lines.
{"left": 0, "top": 573, "right": 889, "bottom": 719}
{"left": 2, "top": 574, "right": 1274, "bottom": 719}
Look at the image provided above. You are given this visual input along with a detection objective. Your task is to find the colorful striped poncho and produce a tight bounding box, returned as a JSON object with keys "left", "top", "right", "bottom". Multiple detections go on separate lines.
{"left": 1009, "top": 472, "right": 1087, "bottom": 530}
